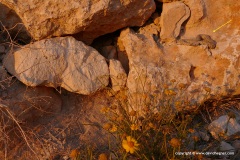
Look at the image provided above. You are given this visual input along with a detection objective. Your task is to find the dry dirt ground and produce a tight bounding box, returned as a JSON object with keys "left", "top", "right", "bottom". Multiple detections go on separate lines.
{"left": 0, "top": 77, "right": 117, "bottom": 160}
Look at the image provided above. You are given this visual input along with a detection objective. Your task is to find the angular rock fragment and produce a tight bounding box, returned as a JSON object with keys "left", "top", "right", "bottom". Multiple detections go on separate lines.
{"left": 208, "top": 115, "right": 240, "bottom": 140}
{"left": 0, "top": 0, "right": 156, "bottom": 44}
{"left": 109, "top": 59, "right": 127, "bottom": 92}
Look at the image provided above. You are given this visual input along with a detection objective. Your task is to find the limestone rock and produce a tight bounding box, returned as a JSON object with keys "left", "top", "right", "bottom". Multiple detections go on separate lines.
{"left": 109, "top": 59, "right": 127, "bottom": 92}
{"left": 184, "top": 0, "right": 205, "bottom": 27}
{"left": 160, "top": 1, "right": 190, "bottom": 42}
{"left": 0, "top": 0, "right": 156, "bottom": 44}
{"left": 139, "top": 23, "right": 160, "bottom": 38}
{"left": 220, "top": 141, "right": 235, "bottom": 152}
{"left": 118, "top": 28, "right": 240, "bottom": 111}
{"left": 208, "top": 115, "right": 240, "bottom": 140}
{"left": 156, "top": 0, "right": 181, "bottom": 2}
{"left": 119, "top": 28, "right": 164, "bottom": 94}
{"left": 3, "top": 37, "right": 109, "bottom": 95}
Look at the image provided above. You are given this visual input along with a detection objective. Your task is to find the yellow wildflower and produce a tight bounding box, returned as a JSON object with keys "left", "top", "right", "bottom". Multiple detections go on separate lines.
{"left": 169, "top": 138, "right": 181, "bottom": 148}
{"left": 192, "top": 136, "right": 200, "bottom": 142}
{"left": 188, "top": 129, "right": 195, "bottom": 133}
{"left": 148, "top": 123, "right": 156, "bottom": 129}
{"left": 122, "top": 136, "right": 139, "bottom": 154}
{"left": 130, "top": 124, "right": 138, "bottom": 131}
{"left": 178, "top": 83, "right": 186, "bottom": 89}
{"left": 110, "top": 125, "right": 117, "bottom": 133}
{"left": 163, "top": 83, "right": 169, "bottom": 89}
{"left": 69, "top": 149, "right": 80, "bottom": 158}
{"left": 129, "top": 110, "right": 137, "bottom": 116}
{"left": 103, "top": 123, "right": 112, "bottom": 130}
{"left": 100, "top": 107, "right": 110, "bottom": 114}
{"left": 171, "top": 79, "right": 176, "bottom": 83}
{"left": 164, "top": 89, "right": 177, "bottom": 96}
{"left": 175, "top": 101, "right": 181, "bottom": 106}
{"left": 98, "top": 153, "right": 108, "bottom": 160}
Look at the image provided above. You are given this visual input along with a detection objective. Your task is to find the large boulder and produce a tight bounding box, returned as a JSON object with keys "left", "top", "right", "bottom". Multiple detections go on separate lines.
{"left": 3, "top": 37, "right": 109, "bottom": 95}
{"left": 118, "top": 28, "right": 240, "bottom": 111}
{"left": 0, "top": 0, "right": 156, "bottom": 44}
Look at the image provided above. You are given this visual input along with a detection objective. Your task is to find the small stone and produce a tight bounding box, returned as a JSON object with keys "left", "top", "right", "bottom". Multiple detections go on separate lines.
{"left": 63, "top": 155, "right": 69, "bottom": 160}
{"left": 208, "top": 115, "right": 240, "bottom": 140}
{"left": 220, "top": 141, "right": 235, "bottom": 152}
{"left": 1, "top": 0, "right": 156, "bottom": 44}
{"left": 232, "top": 140, "right": 240, "bottom": 150}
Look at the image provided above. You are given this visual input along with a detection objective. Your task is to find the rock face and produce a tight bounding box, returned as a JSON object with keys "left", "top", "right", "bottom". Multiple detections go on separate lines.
{"left": 109, "top": 59, "right": 127, "bottom": 92}
{"left": 184, "top": 0, "right": 205, "bottom": 27}
{"left": 119, "top": 28, "right": 164, "bottom": 94}
{"left": 3, "top": 37, "right": 109, "bottom": 95}
{"left": 0, "top": 0, "right": 156, "bottom": 44}
{"left": 118, "top": 27, "right": 240, "bottom": 110}
{"left": 156, "top": 0, "right": 180, "bottom": 2}
{"left": 160, "top": 1, "right": 190, "bottom": 42}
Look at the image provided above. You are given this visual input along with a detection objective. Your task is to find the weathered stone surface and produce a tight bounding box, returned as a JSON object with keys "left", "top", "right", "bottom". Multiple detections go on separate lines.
{"left": 182, "top": 0, "right": 240, "bottom": 95}
{"left": 182, "top": 0, "right": 240, "bottom": 42}
{"left": 139, "top": 23, "right": 160, "bottom": 38}
{"left": 3, "top": 36, "right": 109, "bottom": 95}
{"left": 184, "top": 0, "right": 205, "bottom": 27}
{"left": 160, "top": 1, "right": 190, "bottom": 42}
{"left": 0, "top": 0, "right": 156, "bottom": 44}
{"left": 220, "top": 141, "right": 235, "bottom": 152}
{"left": 119, "top": 28, "right": 164, "bottom": 94}
{"left": 118, "top": 28, "right": 240, "bottom": 111}
{"left": 208, "top": 115, "right": 240, "bottom": 140}
{"left": 156, "top": 0, "right": 181, "bottom": 2}
{"left": 109, "top": 59, "right": 127, "bottom": 92}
